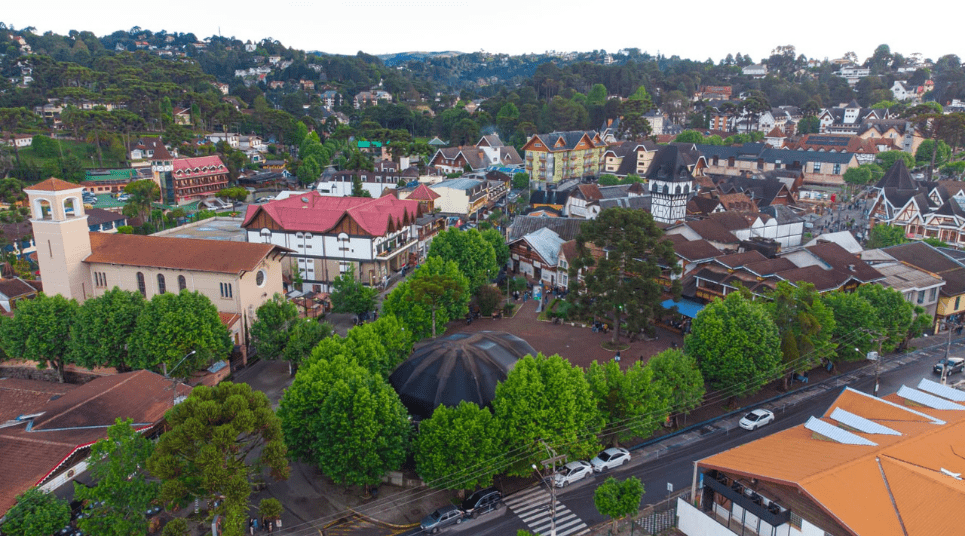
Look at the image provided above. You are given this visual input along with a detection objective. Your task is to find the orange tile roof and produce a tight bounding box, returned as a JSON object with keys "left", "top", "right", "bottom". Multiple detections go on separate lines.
{"left": 25, "top": 178, "right": 80, "bottom": 192}
{"left": 699, "top": 387, "right": 965, "bottom": 536}
{"left": 84, "top": 233, "right": 286, "bottom": 274}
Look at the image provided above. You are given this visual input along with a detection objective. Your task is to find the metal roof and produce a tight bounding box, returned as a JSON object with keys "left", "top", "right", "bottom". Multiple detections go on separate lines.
{"left": 829, "top": 407, "right": 901, "bottom": 436}
{"left": 804, "top": 416, "right": 877, "bottom": 446}
{"left": 897, "top": 386, "right": 965, "bottom": 411}
{"left": 917, "top": 378, "right": 965, "bottom": 402}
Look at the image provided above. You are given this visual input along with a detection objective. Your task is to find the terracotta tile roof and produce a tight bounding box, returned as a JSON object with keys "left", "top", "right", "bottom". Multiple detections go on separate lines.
{"left": 219, "top": 312, "right": 241, "bottom": 327}
{"left": 25, "top": 178, "right": 80, "bottom": 192}
{"left": 0, "top": 371, "right": 190, "bottom": 515}
{"left": 242, "top": 191, "right": 420, "bottom": 237}
{"left": 714, "top": 250, "right": 768, "bottom": 269}
{"left": 407, "top": 183, "right": 440, "bottom": 201}
{"left": 805, "top": 242, "right": 883, "bottom": 283}
{"left": 0, "top": 377, "right": 77, "bottom": 422}
{"left": 577, "top": 184, "right": 603, "bottom": 202}
{"left": 84, "top": 232, "right": 284, "bottom": 274}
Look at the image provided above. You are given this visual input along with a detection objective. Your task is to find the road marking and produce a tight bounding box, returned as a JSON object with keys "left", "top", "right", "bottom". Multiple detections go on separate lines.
{"left": 503, "top": 486, "right": 589, "bottom": 536}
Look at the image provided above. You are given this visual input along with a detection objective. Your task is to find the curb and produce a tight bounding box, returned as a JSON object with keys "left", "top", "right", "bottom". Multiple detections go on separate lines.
{"left": 345, "top": 507, "right": 420, "bottom": 530}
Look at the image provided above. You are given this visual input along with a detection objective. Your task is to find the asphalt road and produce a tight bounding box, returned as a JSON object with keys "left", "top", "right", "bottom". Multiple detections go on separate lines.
{"left": 399, "top": 340, "right": 960, "bottom": 536}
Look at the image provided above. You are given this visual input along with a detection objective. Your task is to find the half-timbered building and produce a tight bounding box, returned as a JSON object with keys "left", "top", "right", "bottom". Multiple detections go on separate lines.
{"left": 243, "top": 192, "right": 421, "bottom": 292}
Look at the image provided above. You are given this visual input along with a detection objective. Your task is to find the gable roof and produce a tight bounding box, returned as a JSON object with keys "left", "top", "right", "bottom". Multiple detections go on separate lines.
{"left": 407, "top": 183, "right": 440, "bottom": 201}
{"left": 646, "top": 145, "right": 696, "bottom": 183}
{"left": 883, "top": 242, "right": 965, "bottom": 296}
{"left": 507, "top": 216, "right": 585, "bottom": 243}
{"left": 242, "top": 191, "right": 420, "bottom": 236}
{"left": 84, "top": 233, "right": 284, "bottom": 274}
{"left": 0, "top": 371, "right": 191, "bottom": 515}
{"left": 520, "top": 227, "right": 567, "bottom": 266}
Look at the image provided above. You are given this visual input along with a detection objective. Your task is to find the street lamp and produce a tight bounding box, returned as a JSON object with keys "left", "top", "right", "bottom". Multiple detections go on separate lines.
{"left": 164, "top": 350, "right": 196, "bottom": 405}
{"left": 532, "top": 463, "right": 557, "bottom": 536}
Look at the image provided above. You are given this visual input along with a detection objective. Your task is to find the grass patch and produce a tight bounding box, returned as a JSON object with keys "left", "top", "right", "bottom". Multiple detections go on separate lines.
{"left": 537, "top": 298, "right": 560, "bottom": 321}
{"left": 601, "top": 341, "right": 630, "bottom": 351}
{"left": 18, "top": 141, "right": 126, "bottom": 169}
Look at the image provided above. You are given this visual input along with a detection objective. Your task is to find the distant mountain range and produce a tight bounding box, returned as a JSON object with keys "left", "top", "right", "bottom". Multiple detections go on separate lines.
{"left": 375, "top": 51, "right": 466, "bottom": 66}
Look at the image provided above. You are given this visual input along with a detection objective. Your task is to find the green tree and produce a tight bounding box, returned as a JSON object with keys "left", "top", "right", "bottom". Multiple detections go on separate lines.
{"left": 480, "top": 227, "right": 510, "bottom": 268}
{"left": 69, "top": 288, "right": 144, "bottom": 371}
{"left": 278, "top": 353, "right": 409, "bottom": 487}
{"left": 162, "top": 518, "right": 188, "bottom": 536}
{"left": 330, "top": 265, "right": 378, "bottom": 319}
{"left": 867, "top": 224, "right": 908, "bottom": 249}
{"left": 127, "top": 291, "right": 232, "bottom": 374}
{"left": 646, "top": 349, "right": 705, "bottom": 427}
{"left": 797, "top": 116, "right": 821, "bottom": 134}
{"left": 0, "top": 293, "right": 78, "bottom": 382}
{"left": 619, "top": 86, "right": 655, "bottom": 139}
{"left": 123, "top": 179, "right": 160, "bottom": 222}
{"left": 382, "top": 281, "right": 435, "bottom": 340}
{"left": 877, "top": 150, "right": 915, "bottom": 170}
{"left": 493, "top": 353, "right": 602, "bottom": 476}
{"left": 30, "top": 135, "right": 61, "bottom": 158}
{"left": 569, "top": 208, "right": 680, "bottom": 344}
{"left": 1, "top": 487, "right": 71, "bottom": 536}
{"left": 593, "top": 476, "right": 645, "bottom": 533}
{"left": 259, "top": 498, "right": 283, "bottom": 521}
{"left": 428, "top": 228, "right": 498, "bottom": 292}
{"left": 415, "top": 401, "right": 498, "bottom": 490}
{"left": 283, "top": 318, "right": 333, "bottom": 370}
{"left": 685, "top": 292, "right": 782, "bottom": 399}
{"left": 674, "top": 130, "right": 705, "bottom": 144}
{"left": 821, "top": 291, "right": 882, "bottom": 363}
{"left": 915, "top": 139, "right": 951, "bottom": 167}
{"left": 842, "top": 165, "right": 872, "bottom": 189}
{"left": 585, "top": 360, "right": 666, "bottom": 445}
{"left": 765, "top": 282, "right": 836, "bottom": 388}
{"left": 598, "top": 174, "right": 620, "bottom": 186}
{"left": 409, "top": 257, "right": 470, "bottom": 337}
{"left": 512, "top": 172, "right": 530, "bottom": 190}
{"left": 147, "top": 383, "right": 289, "bottom": 536}
{"left": 217, "top": 186, "right": 249, "bottom": 202}
{"left": 250, "top": 293, "right": 299, "bottom": 361}
{"left": 855, "top": 284, "right": 915, "bottom": 352}
{"left": 74, "top": 418, "right": 158, "bottom": 536}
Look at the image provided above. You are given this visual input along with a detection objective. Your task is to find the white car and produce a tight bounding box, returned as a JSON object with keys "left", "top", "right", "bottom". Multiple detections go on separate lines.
{"left": 739, "top": 409, "right": 775, "bottom": 431}
{"left": 589, "top": 447, "right": 631, "bottom": 473}
{"left": 553, "top": 461, "right": 593, "bottom": 487}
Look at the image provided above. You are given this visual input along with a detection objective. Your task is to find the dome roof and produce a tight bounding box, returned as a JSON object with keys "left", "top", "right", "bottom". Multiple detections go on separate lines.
{"left": 388, "top": 331, "right": 535, "bottom": 419}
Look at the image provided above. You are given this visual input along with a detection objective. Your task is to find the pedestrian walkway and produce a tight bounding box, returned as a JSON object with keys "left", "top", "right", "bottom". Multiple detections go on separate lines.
{"left": 503, "top": 485, "right": 589, "bottom": 536}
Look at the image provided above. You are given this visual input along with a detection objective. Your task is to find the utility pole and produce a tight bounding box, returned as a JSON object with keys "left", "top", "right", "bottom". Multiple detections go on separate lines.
{"left": 533, "top": 440, "right": 566, "bottom": 536}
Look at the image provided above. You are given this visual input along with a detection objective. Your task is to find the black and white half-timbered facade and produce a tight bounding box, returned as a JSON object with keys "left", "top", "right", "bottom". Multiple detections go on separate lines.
{"left": 647, "top": 145, "right": 695, "bottom": 224}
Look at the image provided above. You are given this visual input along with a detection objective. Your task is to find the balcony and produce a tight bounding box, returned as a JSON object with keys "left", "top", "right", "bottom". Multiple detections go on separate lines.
{"left": 376, "top": 238, "right": 417, "bottom": 260}
{"left": 702, "top": 471, "right": 791, "bottom": 528}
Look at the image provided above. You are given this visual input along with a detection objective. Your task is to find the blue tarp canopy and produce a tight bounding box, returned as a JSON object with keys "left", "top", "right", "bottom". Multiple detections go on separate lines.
{"left": 661, "top": 298, "right": 705, "bottom": 319}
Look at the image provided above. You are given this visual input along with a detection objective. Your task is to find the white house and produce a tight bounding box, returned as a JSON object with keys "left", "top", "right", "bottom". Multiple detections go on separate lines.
{"left": 742, "top": 64, "right": 768, "bottom": 78}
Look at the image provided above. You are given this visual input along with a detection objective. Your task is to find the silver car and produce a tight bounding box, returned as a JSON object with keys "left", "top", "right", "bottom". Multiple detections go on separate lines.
{"left": 590, "top": 447, "right": 631, "bottom": 472}
{"left": 553, "top": 460, "right": 593, "bottom": 487}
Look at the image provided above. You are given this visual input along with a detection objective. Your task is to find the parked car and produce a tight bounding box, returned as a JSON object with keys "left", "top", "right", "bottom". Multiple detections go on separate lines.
{"left": 461, "top": 487, "right": 502, "bottom": 518}
{"left": 116, "top": 194, "right": 131, "bottom": 202}
{"left": 934, "top": 357, "right": 965, "bottom": 376}
{"left": 553, "top": 460, "right": 593, "bottom": 487}
{"left": 420, "top": 504, "right": 463, "bottom": 534}
{"left": 739, "top": 409, "right": 775, "bottom": 431}
{"left": 589, "top": 447, "right": 631, "bottom": 472}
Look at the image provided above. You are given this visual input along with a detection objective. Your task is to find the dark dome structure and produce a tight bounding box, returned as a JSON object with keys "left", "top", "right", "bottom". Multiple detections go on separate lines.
{"left": 389, "top": 331, "right": 535, "bottom": 420}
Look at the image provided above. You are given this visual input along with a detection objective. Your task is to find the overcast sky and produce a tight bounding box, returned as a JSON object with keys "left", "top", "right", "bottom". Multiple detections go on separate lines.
{"left": 6, "top": 1, "right": 961, "bottom": 64}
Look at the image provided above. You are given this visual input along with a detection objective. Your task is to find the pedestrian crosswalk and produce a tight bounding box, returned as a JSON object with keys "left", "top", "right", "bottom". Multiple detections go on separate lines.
{"left": 503, "top": 485, "right": 589, "bottom": 536}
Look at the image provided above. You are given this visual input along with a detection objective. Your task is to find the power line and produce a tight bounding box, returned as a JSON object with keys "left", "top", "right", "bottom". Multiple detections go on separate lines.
{"left": 271, "top": 327, "right": 873, "bottom": 535}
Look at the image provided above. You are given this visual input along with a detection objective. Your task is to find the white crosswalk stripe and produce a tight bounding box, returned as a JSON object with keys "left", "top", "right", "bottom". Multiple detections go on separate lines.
{"left": 503, "top": 486, "right": 589, "bottom": 536}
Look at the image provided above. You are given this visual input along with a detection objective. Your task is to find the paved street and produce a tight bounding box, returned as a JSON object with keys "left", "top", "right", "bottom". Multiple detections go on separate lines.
{"left": 811, "top": 191, "right": 875, "bottom": 242}
{"left": 387, "top": 336, "right": 964, "bottom": 536}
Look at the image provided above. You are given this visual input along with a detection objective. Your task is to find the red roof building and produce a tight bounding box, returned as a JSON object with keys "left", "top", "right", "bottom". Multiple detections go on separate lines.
{"left": 242, "top": 192, "right": 422, "bottom": 291}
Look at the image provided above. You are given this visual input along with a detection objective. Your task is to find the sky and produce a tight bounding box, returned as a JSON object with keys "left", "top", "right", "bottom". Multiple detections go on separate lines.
{"left": 5, "top": 1, "right": 962, "bottom": 64}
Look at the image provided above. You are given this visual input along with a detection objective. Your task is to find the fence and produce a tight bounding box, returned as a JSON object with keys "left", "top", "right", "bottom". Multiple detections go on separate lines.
{"left": 585, "top": 487, "right": 691, "bottom": 535}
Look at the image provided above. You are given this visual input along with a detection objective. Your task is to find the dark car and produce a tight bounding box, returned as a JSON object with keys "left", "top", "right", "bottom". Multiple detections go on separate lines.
{"left": 461, "top": 487, "right": 502, "bottom": 518}
{"left": 420, "top": 504, "right": 463, "bottom": 534}
{"left": 934, "top": 357, "right": 965, "bottom": 376}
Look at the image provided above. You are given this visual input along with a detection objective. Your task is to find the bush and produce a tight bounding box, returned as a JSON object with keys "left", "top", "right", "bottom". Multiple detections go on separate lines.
{"left": 259, "top": 498, "right": 283, "bottom": 520}
{"left": 475, "top": 285, "right": 502, "bottom": 317}
{"left": 162, "top": 518, "right": 188, "bottom": 536}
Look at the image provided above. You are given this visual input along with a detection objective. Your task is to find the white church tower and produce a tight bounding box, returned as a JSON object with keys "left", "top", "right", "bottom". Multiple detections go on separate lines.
{"left": 24, "top": 178, "right": 93, "bottom": 302}
{"left": 647, "top": 145, "right": 694, "bottom": 224}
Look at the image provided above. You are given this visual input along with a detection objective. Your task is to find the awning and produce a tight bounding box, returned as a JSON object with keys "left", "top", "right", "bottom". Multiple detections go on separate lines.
{"left": 661, "top": 298, "right": 705, "bottom": 319}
